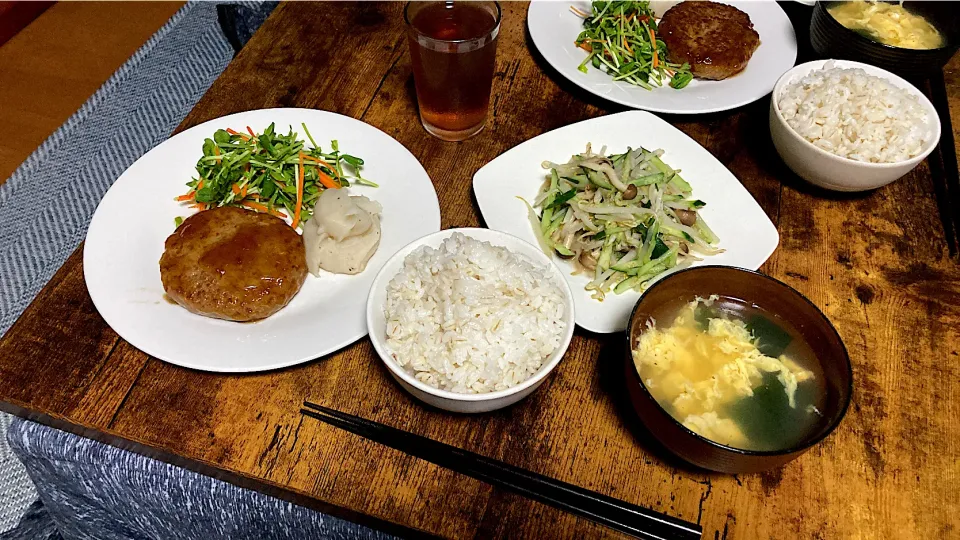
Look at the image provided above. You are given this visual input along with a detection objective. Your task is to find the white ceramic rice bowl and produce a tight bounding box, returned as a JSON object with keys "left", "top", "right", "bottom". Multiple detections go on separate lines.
{"left": 769, "top": 59, "right": 941, "bottom": 192}
{"left": 366, "top": 228, "right": 576, "bottom": 413}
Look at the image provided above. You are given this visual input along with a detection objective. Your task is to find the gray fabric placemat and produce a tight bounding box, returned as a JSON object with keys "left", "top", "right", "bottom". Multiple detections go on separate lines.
{"left": 5, "top": 419, "right": 392, "bottom": 540}
{"left": 0, "top": 414, "right": 36, "bottom": 534}
{"left": 0, "top": 1, "right": 236, "bottom": 532}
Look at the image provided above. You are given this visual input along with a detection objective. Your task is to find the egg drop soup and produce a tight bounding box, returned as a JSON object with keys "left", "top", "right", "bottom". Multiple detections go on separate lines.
{"left": 828, "top": 1, "right": 944, "bottom": 50}
{"left": 632, "top": 295, "right": 827, "bottom": 451}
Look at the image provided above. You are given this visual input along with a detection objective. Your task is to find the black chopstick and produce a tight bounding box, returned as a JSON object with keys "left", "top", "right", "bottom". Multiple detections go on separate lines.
{"left": 927, "top": 70, "right": 960, "bottom": 257}
{"left": 301, "top": 401, "right": 702, "bottom": 540}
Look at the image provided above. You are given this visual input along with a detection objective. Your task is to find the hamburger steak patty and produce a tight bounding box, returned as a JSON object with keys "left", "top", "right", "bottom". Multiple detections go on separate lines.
{"left": 658, "top": 2, "right": 760, "bottom": 81}
{"left": 160, "top": 206, "right": 308, "bottom": 321}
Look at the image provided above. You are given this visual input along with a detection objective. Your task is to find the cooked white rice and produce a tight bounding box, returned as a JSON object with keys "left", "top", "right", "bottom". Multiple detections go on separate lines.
{"left": 384, "top": 233, "right": 567, "bottom": 394}
{"left": 777, "top": 63, "right": 931, "bottom": 163}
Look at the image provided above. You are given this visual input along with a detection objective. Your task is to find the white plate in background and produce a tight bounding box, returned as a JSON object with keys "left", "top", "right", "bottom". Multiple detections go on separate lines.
{"left": 527, "top": 0, "right": 798, "bottom": 114}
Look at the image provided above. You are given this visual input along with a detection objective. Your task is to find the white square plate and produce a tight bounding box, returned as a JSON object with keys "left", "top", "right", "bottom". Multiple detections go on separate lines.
{"left": 473, "top": 111, "right": 778, "bottom": 333}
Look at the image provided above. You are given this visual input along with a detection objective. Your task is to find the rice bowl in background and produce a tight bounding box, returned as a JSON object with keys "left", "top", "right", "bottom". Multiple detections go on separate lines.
{"left": 778, "top": 62, "right": 931, "bottom": 163}
{"left": 769, "top": 59, "right": 941, "bottom": 192}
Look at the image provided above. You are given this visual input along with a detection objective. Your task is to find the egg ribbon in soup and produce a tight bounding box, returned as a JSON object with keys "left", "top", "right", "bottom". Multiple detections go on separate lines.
{"left": 632, "top": 295, "right": 823, "bottom": 451}
{"left": 828, "top": 0, "right": 944, "bottom": 50}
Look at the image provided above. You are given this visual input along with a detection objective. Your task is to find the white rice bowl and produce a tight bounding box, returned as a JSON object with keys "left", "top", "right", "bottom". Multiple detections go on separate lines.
{"left": 776, "top": 62, "right": 932, "bottom": 164}
{"left": 383, "top": 232, "right": 567, "bottom": 394}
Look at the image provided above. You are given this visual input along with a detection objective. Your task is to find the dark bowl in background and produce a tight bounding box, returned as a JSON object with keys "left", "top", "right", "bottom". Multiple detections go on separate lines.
{"left": 810, "top": 1, "right": 959, "bottom": 79}
{"left": 624, "top": 266, "right": 853, "bottom": 474}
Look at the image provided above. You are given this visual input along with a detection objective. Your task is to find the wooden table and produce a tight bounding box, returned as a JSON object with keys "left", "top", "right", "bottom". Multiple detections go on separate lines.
{"left": 2, "top": 2, "right": 959, "bottom": 538}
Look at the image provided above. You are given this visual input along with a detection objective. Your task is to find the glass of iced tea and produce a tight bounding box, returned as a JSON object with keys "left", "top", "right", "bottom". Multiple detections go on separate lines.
{"left": 405, "top": 1, "right": 502, "bottom": 141}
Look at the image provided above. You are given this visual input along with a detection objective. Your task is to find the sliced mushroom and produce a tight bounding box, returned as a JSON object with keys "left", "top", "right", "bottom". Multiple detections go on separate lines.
{"left": 579, "top": 250, "right": 598, "bottom": 270}
{"left": 674, "top": 209, "right": 698, "bottom": 227}
{"left": 622, "top": 184, "right": 638, "bottom": 200}
{"left": 679, "top": 242, "right": 689, "bottom": 255}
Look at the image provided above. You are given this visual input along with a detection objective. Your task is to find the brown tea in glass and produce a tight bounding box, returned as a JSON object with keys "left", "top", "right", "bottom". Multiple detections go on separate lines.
{"left": 405, "top": 1, "right": 501, "bottom": 141}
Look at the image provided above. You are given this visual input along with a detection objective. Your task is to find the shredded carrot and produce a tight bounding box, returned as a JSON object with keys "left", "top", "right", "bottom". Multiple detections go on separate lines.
{"left": 293, "top": 153, "right": 305, "bottom": 228}
{"left": 177, "top": 178, "right": 205, "bottom": 201}
{"left": 301, "top": 155, "right": 341, "bottom": 189}
{"left": 246, "top": 126, "right": 256, "bottom": 138}
{"left": 241, "top": 201, "right": 287, "bottom": 219}
{"left": 225, "top": 128, "right": 250, "bottom": 140}
{"left": 190, "top": 203, "right": 207, "bottom": 211}
{"left": 577, "top": 41, "right": 592, "bottom": 53}
{"left": 301, "top": 155, "right": 335, "bottom": 173}
{"left": 317, "top": 169, "right": 340, "bottom": 189}
{"left": 240, "top": 185, "right": 248, "bottom": 198}
{"left": 213, "top": 145, "right": 220, "bottom": 156}
{"left": 650, "top": 28, "right": 658, "bottom": 68}
{"left": 231, "top": 184, "right": 241, "bottom": 195}
{"left": 569, "top": 5, "right": 589, "bottom": 17}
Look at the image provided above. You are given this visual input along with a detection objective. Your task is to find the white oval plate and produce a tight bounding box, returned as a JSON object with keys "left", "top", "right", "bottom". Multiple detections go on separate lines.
{"left": 473, "top": 110, "right": 779, "bottom": 333}
{"left": 84, "top": 108, "right": 441, "bottom": 372}
{"left": 527, "top": 0, "right": 798, "bottom": 114}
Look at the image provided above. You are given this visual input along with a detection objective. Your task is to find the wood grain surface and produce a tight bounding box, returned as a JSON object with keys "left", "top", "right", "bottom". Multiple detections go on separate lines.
{"left": 1, "top": 2, "right": 959, "bottom": 538}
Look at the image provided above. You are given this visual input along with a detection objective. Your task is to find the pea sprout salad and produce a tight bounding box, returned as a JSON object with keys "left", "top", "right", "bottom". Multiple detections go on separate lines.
{"left": 523, "top": 144, "right": 722, "bottom": 300}
{"left": 571, "top": 1, "right": 693, "bottom": 90}
{"left": 175, "top": 122, "right": 375, "bottom": 230}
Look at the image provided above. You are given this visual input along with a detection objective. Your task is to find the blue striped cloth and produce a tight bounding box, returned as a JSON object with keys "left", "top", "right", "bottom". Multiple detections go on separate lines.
{"left": 0, "top": 1, "right": 233, "bottom": 338}
{"left": 2, "top": 4, "right": 391, "bottom": 538}
{"left": 2, "top": 1, "right": 238, "bottom": 535}
{"left": 1, "top": 5, "right": 388, "bottom": 539}
{"left": 5, "top": 420, "right": 391, "bottom": 540}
